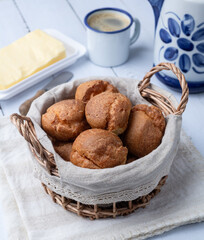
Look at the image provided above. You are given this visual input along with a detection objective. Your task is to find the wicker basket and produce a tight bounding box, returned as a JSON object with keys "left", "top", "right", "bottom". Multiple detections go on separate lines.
{"left": 10, "top": 63, "right": 189, "bottom": 219}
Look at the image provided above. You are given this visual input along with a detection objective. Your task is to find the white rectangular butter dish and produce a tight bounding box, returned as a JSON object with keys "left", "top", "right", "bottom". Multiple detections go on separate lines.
{"left": 0, "top": 29, "right": 86, "bottom": 100}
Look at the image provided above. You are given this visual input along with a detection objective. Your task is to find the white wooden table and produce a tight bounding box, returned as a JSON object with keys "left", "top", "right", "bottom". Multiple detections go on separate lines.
{"left": 0, "top": 0, "right": 204, "bottom": 239}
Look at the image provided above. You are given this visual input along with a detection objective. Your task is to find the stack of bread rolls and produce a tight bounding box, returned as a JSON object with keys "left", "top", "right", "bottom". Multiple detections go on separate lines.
{"left": 41, "top": 80, "right": 166, "bottom": 169}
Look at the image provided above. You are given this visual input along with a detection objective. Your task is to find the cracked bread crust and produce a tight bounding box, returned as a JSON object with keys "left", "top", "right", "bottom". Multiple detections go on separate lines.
{"left": 41, "top": 99, "right": 89, "bottom": 141}
{"left": 85, "top": 92, "right": 132, "bottom": 135}
{"left": 70, "top": 129, "right": 128, "bottom": 169}
{"left": 75, "top": 80, "right": 118, "bottom": 104}
{"left": 124, "top": 104, "right": 166, "bottom": 158}
{"left": 133, "top": 104, "right": 166, "bottom": 133}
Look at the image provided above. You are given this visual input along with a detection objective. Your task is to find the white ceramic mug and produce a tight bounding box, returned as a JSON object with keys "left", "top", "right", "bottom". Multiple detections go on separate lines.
{"left": 84, "top": 8, "right": 140, "bottom": 67}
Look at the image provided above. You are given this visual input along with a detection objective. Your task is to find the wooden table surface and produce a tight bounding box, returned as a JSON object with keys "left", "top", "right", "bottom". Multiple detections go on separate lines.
{"left": 0, "top": 0, "right": 204, "bottom": 239}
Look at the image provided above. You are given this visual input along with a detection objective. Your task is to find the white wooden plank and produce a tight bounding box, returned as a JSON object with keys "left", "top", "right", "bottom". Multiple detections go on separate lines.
{"left": 69, "top": 0, "right": 124, "bottom": 19}
{"left": 113, "top": 0, "right": 155, "bottom": 79}
{"left": 0, "top": 0, "right": 28, "bottom": 48}
{"left": 0, "top": 0, "right": 30, "bottom": 116}
{"left": 68, "top": 0, "right": 163, "bottom": 85}
{"left": 69, "top": 0, "right": 204, "bottom": 158}
{"left": 14, "top": 0, "right": 116, "bottom": 76}
{"left": 0, "top": 3, "right": 204, "bottom": 240}
{"left": 68, "top": 0, "right": 155, "bottom": 79}
{"left": 15, "top": 0, "right": 88, "bottom": 45}
{"left": 0, "top": 106, "right": 3, "bottom": 116}
{"left": 12, "top": 0, "right": 116, "bottom": 77}
{"left": 121, "top": 0, "right": 204, "bottom": 159}
{"left": 0, "top": 0, "right": 115, "bottom": 116}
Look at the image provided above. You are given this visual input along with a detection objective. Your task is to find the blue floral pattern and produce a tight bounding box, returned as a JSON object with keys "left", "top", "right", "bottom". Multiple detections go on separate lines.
{"left": 159, "top": 14, "right": 204, "bottom": 73}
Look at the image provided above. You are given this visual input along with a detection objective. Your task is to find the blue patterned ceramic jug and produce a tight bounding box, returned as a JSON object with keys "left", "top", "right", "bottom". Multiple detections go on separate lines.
{"left": 149, "top": 0, "right": 204, "bottom": 93}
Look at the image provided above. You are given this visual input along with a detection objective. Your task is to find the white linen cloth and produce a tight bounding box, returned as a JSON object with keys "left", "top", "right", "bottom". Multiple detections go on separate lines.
{"left": 0, "top": 116, "right": 204, "bottom": 240}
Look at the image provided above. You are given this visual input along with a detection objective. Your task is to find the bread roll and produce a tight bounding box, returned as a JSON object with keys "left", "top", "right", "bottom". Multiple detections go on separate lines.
{"left": 42, "top": 99, "right": 89, "bottom": 141}
{"left": 70, "top": 129, "right": 128, "bottom": 169}
{"left": 124, "top": 104, "right": 166, "bottom": 158}
{"left": 85, "top": 92, "right": 131, "bottom": 135}
{"left": 75, "top": 80, "right": 118, "bottom": 103}
{"left": 53, "top": 141, "right": 73, "bottom": 162}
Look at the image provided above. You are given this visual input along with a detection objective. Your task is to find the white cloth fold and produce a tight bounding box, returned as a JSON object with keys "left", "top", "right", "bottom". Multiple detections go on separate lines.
{"left": 0, "top": 116, "right": 204, "bottom": 240}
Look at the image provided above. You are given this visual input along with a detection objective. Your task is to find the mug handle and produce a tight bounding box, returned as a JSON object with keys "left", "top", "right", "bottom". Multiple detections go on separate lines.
{"left": 130, "top": 18, "right": 140, "bottom": 45}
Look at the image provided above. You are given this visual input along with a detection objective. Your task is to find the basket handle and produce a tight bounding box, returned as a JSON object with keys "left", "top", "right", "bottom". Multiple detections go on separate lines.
{"left": 10, "top": 113, "right": 55, "bottom": 173}
{"left": 138, "top": 62, "right": 189, "bottom": 115}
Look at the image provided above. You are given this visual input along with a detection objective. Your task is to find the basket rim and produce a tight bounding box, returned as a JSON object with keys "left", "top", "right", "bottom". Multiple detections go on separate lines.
{"left": 10, "top": 76, "right": 182, "bottom": 174}
{"left": 9, "top": 63, "right": 189, "bottom": 177}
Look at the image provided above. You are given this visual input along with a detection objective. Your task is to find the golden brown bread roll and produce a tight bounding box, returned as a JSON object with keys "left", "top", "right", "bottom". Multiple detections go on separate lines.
{"left": 53, "top": 141, "right": 73, "bottom": 161}
{"left": 75, "top": 80, "right": 118, "bottom": 103}
{"left": 124, "top": 104, "right": 166, "bottom": 158}
{"left": 70, "top": 129, "right": 128, "bottom": 169}
{"left": 41, "top": 99, "right": 89, "bottom": 141}
{"left": 85, "top": 92, "right": 132, "bottom": 135}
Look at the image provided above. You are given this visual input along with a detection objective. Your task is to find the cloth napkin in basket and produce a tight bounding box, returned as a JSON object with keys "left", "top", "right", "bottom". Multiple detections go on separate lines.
{"left": 0, "top": 116, "right": 204, "bottom": 240}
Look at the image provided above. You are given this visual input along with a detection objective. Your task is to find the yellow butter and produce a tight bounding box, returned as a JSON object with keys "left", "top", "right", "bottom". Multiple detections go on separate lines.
{"left": 0, "top": 29, "right": 66, "bottom": 90}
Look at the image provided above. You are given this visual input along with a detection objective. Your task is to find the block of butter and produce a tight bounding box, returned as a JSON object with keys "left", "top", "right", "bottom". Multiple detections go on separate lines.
{"left": 0, "top": 29, "right": 66, "bottom": 90}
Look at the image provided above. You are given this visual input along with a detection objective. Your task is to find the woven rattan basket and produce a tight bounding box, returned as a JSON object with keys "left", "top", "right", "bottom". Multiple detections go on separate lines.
{"left": 10, "top": 63, "right": 189, "bottom": 220}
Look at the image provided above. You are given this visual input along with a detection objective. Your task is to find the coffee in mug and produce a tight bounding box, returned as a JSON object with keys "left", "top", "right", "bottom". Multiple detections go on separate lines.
{"left": 84, "top": 8, "right": 140, "bottom": 67}
{"left": 87, "top": 11, "right": 130, "bottom": 32}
